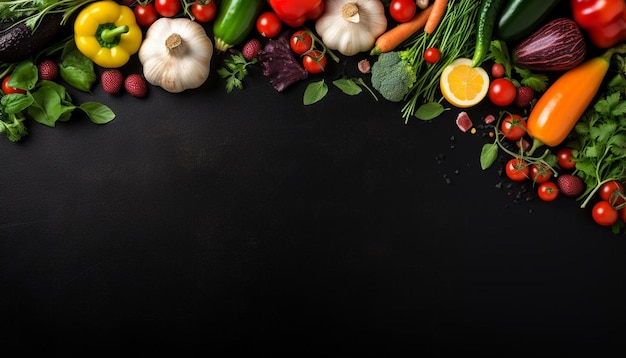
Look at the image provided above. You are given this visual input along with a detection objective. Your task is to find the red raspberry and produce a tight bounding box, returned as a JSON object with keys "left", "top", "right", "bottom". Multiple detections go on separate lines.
{"left": 242, "top": 38, "right": 262, "bottom": 61}
{"left": 124, "top": 73, "right": 148, "bottom": 98}
{"left": 100, "top": 69, "right": 124, "bottom": 95}
{"left": 38, "top": 59, "right": 59, "bottom": 81}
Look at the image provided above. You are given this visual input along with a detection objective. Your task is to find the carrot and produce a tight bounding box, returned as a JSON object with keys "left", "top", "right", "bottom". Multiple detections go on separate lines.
{"left": 369, "top": 4, "right": 433, "bottom": 55}
{"left": 424, "top": 0, "right": 449, "bottom": 34}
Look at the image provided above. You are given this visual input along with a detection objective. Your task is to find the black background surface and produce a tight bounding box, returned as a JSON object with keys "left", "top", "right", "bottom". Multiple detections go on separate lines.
{"left": 1, "top": 2, "right": 625, "bottom": 355}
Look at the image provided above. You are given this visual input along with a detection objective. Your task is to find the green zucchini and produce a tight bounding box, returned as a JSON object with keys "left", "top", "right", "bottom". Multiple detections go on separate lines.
{"left": 496, "top": 0, "right": 564, "bottom": 43}
{"left": 213, "top": 0, "right": 265, "bottom": 53}
{"left": 471, "top": 0, "right": 506, "bottom": 67}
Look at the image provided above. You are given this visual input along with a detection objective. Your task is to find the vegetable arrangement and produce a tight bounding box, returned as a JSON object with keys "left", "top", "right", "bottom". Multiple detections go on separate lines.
{"left": 1, "top": 0, "right": 626, "bottom": 235}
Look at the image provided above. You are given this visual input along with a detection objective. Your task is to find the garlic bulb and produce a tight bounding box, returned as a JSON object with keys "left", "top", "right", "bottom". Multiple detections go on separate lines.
{"left": 139, "top": 17, "right": 213, "bottom": 93}
{"left": 315, "top": 0, "right": 387, "bottom": 56}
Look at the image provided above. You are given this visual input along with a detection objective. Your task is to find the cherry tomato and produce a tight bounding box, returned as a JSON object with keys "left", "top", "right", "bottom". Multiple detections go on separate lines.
{"left": 302, "top": 50, "right": 327, "bottom": 74}
{"left": 155, "top": 0, "right": 181, "bottom": 17}
{"left": 488, "top": 78, "right": 517, "bottom": 107}
{"left": 134, "top": 3, "right": 159, "bottom": 28}
{"left": 537, "top": 181, "right": 559, "bottom": 202}
{"left": 491, "top": 63, "right": 505, "bottom": 78}
{"left": 557, "top": 147, "right": 576, "bottom": 170}
{"left": 191, "top": 0, "right": 217, "bottom": 23}
{"left": 505, "top": 158, "right": 529, "bottom": 182}
{"left": 599, "top": 180, "right": 625, "bottom": 206}
{"left": 389, "top": 0, "right": 417, "bottom": 23}
{"left": 2, "top": 76, "right": 26, "bottom": 94}
{"left": 500, "top": 113, "right": 527, "bottom": 141}
{"left": 423, "top": 47, "right": 441, "bottom": 64}
{"left": 592, "top": 200, "right": 619, "bottom": 226}
{"left": 530, "top": 162, "right": 553, "bottom": 184}
{"left": 256, "top": 11, "right": 282, "bottom": 38}
{"left": 290, "top": 30, "right": 313, "bottom": 55}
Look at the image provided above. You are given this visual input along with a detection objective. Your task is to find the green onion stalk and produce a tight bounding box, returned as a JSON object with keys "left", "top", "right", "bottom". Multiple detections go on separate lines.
{"left": 400, "top": 0, "right": 482, "bottom": 123}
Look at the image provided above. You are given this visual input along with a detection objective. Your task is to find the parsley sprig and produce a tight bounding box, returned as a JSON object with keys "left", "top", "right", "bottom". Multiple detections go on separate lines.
{"left": 567, "top": 55, "right": 626, "bottom": 215}
{"left": 217, "top": 53, "right": 257, "bottom": 93}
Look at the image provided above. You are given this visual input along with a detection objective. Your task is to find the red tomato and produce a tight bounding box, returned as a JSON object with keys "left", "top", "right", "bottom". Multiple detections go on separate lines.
{"left": 155, "top": 0, "right": 181, "bottom": 17}
{"left": 134, "top": 3, "right": 159, "bottom": 27}
{"left": 500, "top": 113, "right": 527, "bottom": 141}
{"left": 505, "top": 158, "right": 529, "bottom": 182}
{"left": 537, "top": 181, "right": 559, "bottom": 202}
{"left": 389, "top": 0, "right": 417, "bottom": 23}
{"left": 423, "top": 47, "right": 441, "bottom": 64}
{"left": 491, "top": 63, "right": 505, "bottom": 78}
{"left": 488, "top": 78, "right": 517, "bottom": 107}
{"left": 303, "top": 50, "right": 327, "bottom": 74}
{"left": 599, "top": 180, "right": 625, "bottom": 206}
{"left": 557, "top": 147, "right": 576, "bottom": 170}
{"left": 2, "top": 76, "right": 26, "bottom": 94}
{"left": 256, "top": 11, "right": 282, "bottom": 38}
{"left": 191, "top": 0, "right": 217, "bottom": 23}
{"left": 530, "top": 162, "right": 553, "bottom": 184}
{"left": 290, "top": 30, "right": 313, "bottom": 55}
{"left": 592, "top": 200, "right": 619, "bottom": 226}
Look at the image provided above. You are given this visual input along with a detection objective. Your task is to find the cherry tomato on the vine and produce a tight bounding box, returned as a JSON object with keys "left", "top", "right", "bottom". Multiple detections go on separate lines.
{"left": 505, "top": 158, "right": 529, "bottom": 182}
{"left": 191, "top": 0, "right": 217, "bottom": 23}
{"left": 423, "top": 47, "right": 441, "bottom": 64}
{"left": 290, "top": 30, "right": 313, "bottom": 55}
{"left": 557, "top": 147, "right": 576, "bottom": 170}
{"left": 256, "top": 11, "right": 282, "bottom": 38}
{"left": 488, "top": 78, "right": 517, "bottom": 107}
{"left": 491, "top": 63, "right": 505, "bottom": 78}
{"left": 530, "top": 162, "right": 553, "bottom": 184}
{"left": 592, "top": 200, "right": 619, "bottom": 226}
{"left": 2, "top": 76, "right": 26, "bottom": 94}
{"left": 302, "top": 50, "right": 327, "bottom": 74}
{"left": 389, "top": 0, "right": 417, "bottom": 23}
{"left": 155, "top": 0, "right": 181, "bottom": 17}
{"left": 599, "top": 180, "right": 625, "bottom": 206}
{"left": 500, "top": 113, "right": 527, "bottom": 141}
{"left": 134, "top": 3, "right": 159, "bottom": 28}
{"left": 537, "top": 181, "right": 559, "bottom": 202}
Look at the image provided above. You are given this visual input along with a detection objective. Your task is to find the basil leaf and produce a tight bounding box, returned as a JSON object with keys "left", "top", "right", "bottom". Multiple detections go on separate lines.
{"left": 415, "top": 102, "right": 448, "bottom": 120}
{"left": 80, "top": 102, "right": 116, "bottom": 124}
{"left": 1, "top": 93, "right": 33, "bottom": 114}
{"left": 27, "top": 86, "right": 76, "bottom": 127}
{"left": 480, "top": 142, "right": 499, "bottom": 170}
{"left": 333, "top": 79, "right": 362, "bottom": 96}
{"left": 59, "top": 41, "right": 96, "bottom": 92}
{"left": 303, "top": 80, "right": 328, "bottom": 105}
{"left": 10, "top": 60, "right": 38, "bottom": 91}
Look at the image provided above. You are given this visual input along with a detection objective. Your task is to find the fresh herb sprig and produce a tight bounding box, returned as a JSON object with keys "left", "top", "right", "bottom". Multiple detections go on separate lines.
{"left": 0, "top": 0, "right": 97, "bottom": 31}
{"left": 217, "top": 53, "right": 257, "bottom": 93}
{"left": 488, "top": 40, "right": 549, "bottom": 92}
{"left": 566, "top": 55, "right": 626, "bottom": 212}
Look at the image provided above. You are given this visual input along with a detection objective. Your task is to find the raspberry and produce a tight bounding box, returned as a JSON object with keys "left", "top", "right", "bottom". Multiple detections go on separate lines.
{"left": 100, "top": 69, "right": 124, "bottom": 95}
{"left": 514, "top": 86, "right": 535, "bottom": 108}
{"left": 124, "top": 73, "right": 148, "bottom": 98}
{"left": 242, "top": 38, "right": 262, "bottom": 61}
{"left": 557, "top": 174, "right": 585, "bottom": 197}
{"left": 38, "top": 59, "right": 59, "bottom": 81}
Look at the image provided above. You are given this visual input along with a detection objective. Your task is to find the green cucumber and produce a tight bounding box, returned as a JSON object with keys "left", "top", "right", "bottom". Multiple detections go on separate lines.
{"left": 213, "top": 0, "right": 265, "bottom": 53}
{"left": 471, "top": 0, "right": 506, "bottom": 67}
{"left": 496, "top": 0, "right": 564, "bottom": 42}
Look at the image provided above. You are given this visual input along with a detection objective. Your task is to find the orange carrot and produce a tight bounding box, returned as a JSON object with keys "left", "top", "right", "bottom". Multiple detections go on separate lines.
{"left": 424, "top": 0, "right": 448, "bottom": 35}
{"left": 370, "top": 4, "right": 433, "bottom": 55}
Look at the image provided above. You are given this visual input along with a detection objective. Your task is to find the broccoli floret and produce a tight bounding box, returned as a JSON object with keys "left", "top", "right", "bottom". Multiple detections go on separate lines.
{"left": 370, "top": 51, "right": 417, "bottom": 102}
{"left": 0, "top": 114, "right": 28, "bottom": 142}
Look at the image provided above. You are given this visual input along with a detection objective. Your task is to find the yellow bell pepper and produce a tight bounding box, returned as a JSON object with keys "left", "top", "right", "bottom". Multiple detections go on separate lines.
{"left": 74, "top": 1, "right": 142, "bottom": 68}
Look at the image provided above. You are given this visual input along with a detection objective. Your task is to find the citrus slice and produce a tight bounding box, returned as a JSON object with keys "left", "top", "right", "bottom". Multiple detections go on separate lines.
{"left": 440, "top": 57, "right": 490, "bottom": 108}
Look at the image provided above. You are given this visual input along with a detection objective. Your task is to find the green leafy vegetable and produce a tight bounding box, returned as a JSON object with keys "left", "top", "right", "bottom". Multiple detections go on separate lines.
{"left": 333, "top": 78, "right": 378, "bottom": 101}
{"left": 59, "top": 41, "right": 97, "bottom": 93}
{"left": 303, "top": 80, "right": 328, "bottom": 105}
{"left": 489, "top": 40, "right": 549, "bottom": 92}
{"left": 217, "top": 53, "right": 257, "bottom": 93}
{"left": 414, "top": 101, "right": 448, "bottom": 121}
{"left": 566, "top": 55, "right": 626, "bottom": 214}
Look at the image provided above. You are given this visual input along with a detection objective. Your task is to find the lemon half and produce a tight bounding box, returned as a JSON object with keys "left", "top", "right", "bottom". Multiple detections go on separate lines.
{"left": 440, "top": 58, "right": 490, "bottom": 108}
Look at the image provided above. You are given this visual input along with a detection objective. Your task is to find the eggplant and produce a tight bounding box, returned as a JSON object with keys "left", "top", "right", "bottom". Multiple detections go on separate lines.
{"left": 0, "top": 14, "right": 64, "bottom": 63}
{"left": 512, "top": 17, "right": 586, "bottom": 72}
